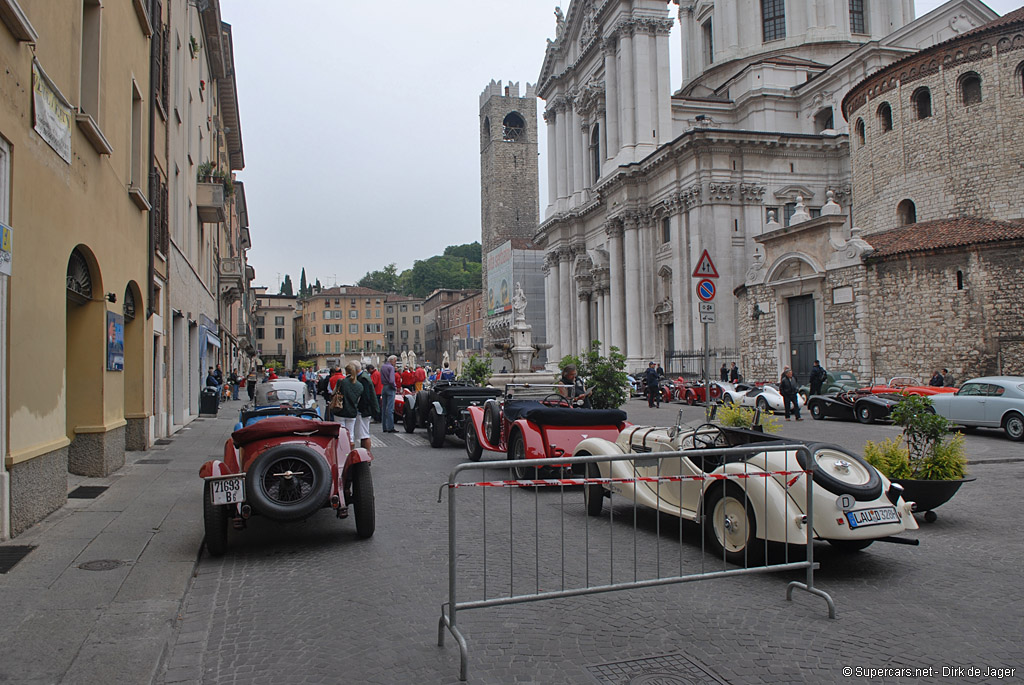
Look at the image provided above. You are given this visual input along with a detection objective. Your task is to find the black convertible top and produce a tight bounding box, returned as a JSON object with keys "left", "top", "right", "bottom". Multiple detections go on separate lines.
{"left": 504, "top": 400, "right": 627, "bottom": 427}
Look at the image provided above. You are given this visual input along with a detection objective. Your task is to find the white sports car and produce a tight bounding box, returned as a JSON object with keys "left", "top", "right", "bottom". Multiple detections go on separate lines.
{"left": 575, "top": 423, "right": 918, "bottom": 562}
{"left": 721, "top": 383, "right": 806, "bottom": 413}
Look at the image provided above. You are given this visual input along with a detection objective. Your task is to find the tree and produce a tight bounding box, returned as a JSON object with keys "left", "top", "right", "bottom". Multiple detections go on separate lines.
{"left": 314, "top": 278, "right": 322, "bottom": 293}
{"left": 460, "top": 353, "right": 493, "bottom": 386}
{"left": 280, "top": 274, "right": 294, "bottom": 296}
{"left": 299, "top": 269, "right": 308, "bottom": 298}
{"left": 444, "top": 242, "right": 482, "bottom": 263}
{"left": 358, "top": 263, "right": 399, "bottom": 293}
{"left": 558, "top": 340, "right": 628, "bottom": 409}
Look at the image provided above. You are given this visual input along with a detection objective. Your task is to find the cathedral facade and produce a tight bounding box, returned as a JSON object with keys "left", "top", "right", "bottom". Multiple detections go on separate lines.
{"left": 534, "top": 0, "right": 999, "bottom": 376}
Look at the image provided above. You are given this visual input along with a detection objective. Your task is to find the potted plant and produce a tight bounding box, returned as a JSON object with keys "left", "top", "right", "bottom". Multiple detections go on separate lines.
{"left": 715, "top": 404, "right": 782, "bottom": 434}
{"left": 196, "top": 162, "right": 234, "bottom": 197}
{"left": 863, "top": 394, "right": 972, "bottom": 522}
{"left": 558, "top": 340, "right": 628, "bottom": 410}
{"left": 189, "top": 35, "right": 200, "bottom": 58}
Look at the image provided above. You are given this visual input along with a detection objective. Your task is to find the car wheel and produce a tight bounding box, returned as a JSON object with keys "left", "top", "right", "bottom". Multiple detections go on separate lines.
{"left": 685, "top": 391, "right": 696, "bottom": 406}
{"left": 483, "top": 399, "right": 502, "bottom": 446}
{"left": 827, "top": 539, "right": 874, "bottom": 552}
{"left": 465, "top": 420, "right": 483, "bottom": 462}
{"left": 809, "top": 400, "right": 824, "bottom": 420}
{"left": 704, "top": 484, "right": 762, "bottom": 565}
{"left": 722, "top": 394, "right": 735, "bottom": 406}
{"left": 755, "top": 396, "right": 769, "bottom": 412}
{"left": 508, "top": 432, "right": 534, "bottom": 481}
{"left": 348, "top": 461, "right": 375, "bottom": 539}
{"left": 583, "top": 459, "right": 604, "bottom": 516}
{"left": 203, "top": 481, "right": 229, "bottom": 557}
{"left": 244, "top": 444, "right": 332, "bottom": 521}
{"left": 429, "top": 407, "right": 447, "bottom": 448}
{"left": 856, "top": 404, "right": 875, "bottom": 424}
{"left": 1003, "top": 412, "right": 1024, "bottom": 442}
{"left": 796, "top": 442, "right": 883, "bottom": 501}
{"left": 403, "top": 398, "right": 416, "bottom": 433}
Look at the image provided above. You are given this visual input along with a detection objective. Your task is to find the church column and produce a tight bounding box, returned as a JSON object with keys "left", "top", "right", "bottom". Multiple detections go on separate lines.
{"left": 545, "top": 109, "right": 557, "bottom": 214}
{"left": 576, "top": 111, "right": 588, "bottom": 197}
{"left": 654, "top": 21, "right": 673, "bottom": 144}
{"left": 670, "top": 204, "right": 686, "bottom": 353}
{"left": 606, "top": 220, "right": 626, "bottom": 352}
{"left": 554, "top": 99, "right": 568, "bottom": 202}
{"left": 558, "top": 247, "right": 573, "bottom": 355}
{"left": 633, "top": 24, "right": 653, "bottom": 148}
{"left": 623, "top": 214, "right": 642, "bottom": 362}
{"left": 618, "top": 26, "right": 636, "bottom": 150}
{"left": 602, "top": 39, "right": 619, "bottom": 159}
{"left": 577, "top": 288, "right": 591, "bottom": 350}
{"left": 594, "top": 287, "right": 606, "bottom": 354}
{"left": 564, "top": 97, "right": 576, "bottom": 201}
{"left": 545, "top": 253, "right": 560, "bottom": 363}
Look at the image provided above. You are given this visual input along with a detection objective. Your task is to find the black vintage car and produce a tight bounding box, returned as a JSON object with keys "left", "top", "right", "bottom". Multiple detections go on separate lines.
{"left": 807, "top": 390, "right": 901, "bottom": 424}
{"left": 404, "top": 380, "right": 503, "bottom": 447}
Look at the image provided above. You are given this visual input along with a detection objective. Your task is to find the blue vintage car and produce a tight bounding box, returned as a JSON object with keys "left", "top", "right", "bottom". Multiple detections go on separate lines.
{"left": 235, "top": 378, "right": 321, "bottom": 430}
{"left": 929, "top": 376, "right": 1024, "bottom": 441}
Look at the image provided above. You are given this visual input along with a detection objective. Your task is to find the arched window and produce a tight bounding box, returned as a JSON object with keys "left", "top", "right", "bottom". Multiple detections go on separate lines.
{"left": 897, "top": 199, "right": 916, "bottom": 226}
{"left": 1016, "top": 61, "right": 1024, "bottom": 96}
{"left": 67, "top": 247, "right": 93, "bottom": 304}
{"left": 502, "top": 112, "right": 525, "bottom": 141}
{"left": 912, "top": 87, "right": 931, "bottom": 119}
{"left": 877, "top": 102, "right": 892, "bottom": 132}
{"left": 590, "top": 124, "right": 601, "bottom": 184}
{"left": 482, "top": 116, "right": 490, "bottom": 140}
{"left": 959, "top": 72, "right": 982, "bottom": 106}
{"left": 855, "top": 118, "right": 865, "bottom": 145}
{"left": 813, "top": 107, "right": 834, "bottom": 133}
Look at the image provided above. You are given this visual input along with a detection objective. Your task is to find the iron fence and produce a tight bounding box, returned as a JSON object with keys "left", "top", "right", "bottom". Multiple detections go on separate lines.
{"left": 663, "top": 348, "right": 740, "bottom": 378}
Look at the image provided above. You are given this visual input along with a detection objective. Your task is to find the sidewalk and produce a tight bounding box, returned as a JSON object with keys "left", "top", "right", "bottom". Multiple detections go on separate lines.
{"left": 0, "top": 401, "right": 240, "bottom": 685}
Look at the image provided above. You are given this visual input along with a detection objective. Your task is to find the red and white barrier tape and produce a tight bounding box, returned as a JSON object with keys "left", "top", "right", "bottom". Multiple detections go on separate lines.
{"left": 448, "top": 470, "right": 809, "bottom": 489}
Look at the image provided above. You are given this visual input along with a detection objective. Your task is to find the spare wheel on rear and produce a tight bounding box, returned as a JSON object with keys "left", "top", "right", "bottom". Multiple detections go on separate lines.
{"left": 797, "top": 442, "right": 882, "bottom": 501}
{"left": 245, "top": 444, "right": 332, "bottom": 521}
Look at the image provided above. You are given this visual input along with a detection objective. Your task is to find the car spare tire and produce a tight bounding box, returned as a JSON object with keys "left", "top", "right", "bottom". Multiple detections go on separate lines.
{"left": 796, "top": 442, "right": 882, "bottom": 501}
{"left": 483, "top": 399, "right": 502, "bottom": 446}
{"left": 245, "top": 444, "right": 332, "bottom": 521}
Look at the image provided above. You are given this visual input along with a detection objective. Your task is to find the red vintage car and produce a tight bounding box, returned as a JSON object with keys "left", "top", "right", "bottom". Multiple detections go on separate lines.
{"left": 862, "top": 377, "right": 958, "bottom": 397}
{"left": 681, "top": 380, "right": 724, "bottom": 405}
{"left": 463, "top": 384, "right": 629, "bottom": 478}
{"left": 199, "top": 415, "right": 375, "bottom": 556}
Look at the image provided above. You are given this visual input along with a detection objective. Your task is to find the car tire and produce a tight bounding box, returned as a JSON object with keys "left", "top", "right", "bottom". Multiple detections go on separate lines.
{"left": 349, "top": 461, "right": 375, "bottom": 539}
{"left": 685, "top": 391, "right": 696, "bottom": 406}
{"left": 245, "top": 444, "right": 332, "bottom": 521}
{"left": 827, "top": 538, "right": 874, "bottom": 552}
{"left": 507, "top": 431, "right": 534, "bottom": 481}
{"left": 703, "top": 484, "right": 763, "bottom": 565}
{"left": 722, "top": 394, "right": 735, "bottom": 406}
{"left": 1003, "top": 412, "right": 1024, "bottom": 442}
{"left": 403, "top": 398, "right": 416, "bottom": 433}
{"left": 809, "top": 400, "right": 824, "bottom": 420}
{"left": 583, "top": 459, "right": 604, "bottom": 517}
{"left": 465, "top": 420, "right": 483, "bottom": 462}
{"left": 856, "top": 403, "right": 875, "bottom": 424}
{"left": 429, "top": 407, "right": 447, "bottom": 448}
{"left": 797, "top": 442, "right": 883, "bottom": 501}
{"left": 203, "top": 481, "right": 229, "bottom": 557}
{"left": 755, "top": 396, "right": 769, "bottom": 412}
{"left": 483, "top": 399, "right": 502, "bottom": 446}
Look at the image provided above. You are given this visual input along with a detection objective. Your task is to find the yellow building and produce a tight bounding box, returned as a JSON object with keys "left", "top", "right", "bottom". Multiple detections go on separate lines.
{"left": 0, "top": 1, "right": 155, "bottom": 536}
{"left": 298, "top": 286, "right": 388, "bottom": 370}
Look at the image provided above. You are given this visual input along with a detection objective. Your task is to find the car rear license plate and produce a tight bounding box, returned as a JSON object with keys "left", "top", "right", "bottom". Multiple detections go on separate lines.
{"left": 210, "top": 477, "right": 245, "bottom": 505}
{"left": 846, "top": 506, "right": 898, "bottom": 528}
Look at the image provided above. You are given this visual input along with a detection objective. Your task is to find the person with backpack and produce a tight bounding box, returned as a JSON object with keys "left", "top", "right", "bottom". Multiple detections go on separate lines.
{"left": 809, "top": 360, "right": 827, "bottom": 396}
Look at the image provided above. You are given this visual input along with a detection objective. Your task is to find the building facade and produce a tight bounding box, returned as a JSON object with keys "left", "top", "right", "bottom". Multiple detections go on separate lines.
{"left": 437, "top": 290, "right": 486, "bottom": 367}
{"left": 252, "top": 288, "right": 297, "bottom": 371}
{"left": 384, "top": 294, "right": 425, "bottom": 358}
{"left": 532, "top": 0, "right": 997, "bottom": 373}
{"left": 296, "top": 286, "right": 388, "bottom": 370}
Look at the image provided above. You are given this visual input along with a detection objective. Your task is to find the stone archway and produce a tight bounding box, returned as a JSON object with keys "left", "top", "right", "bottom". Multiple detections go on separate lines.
{"left": 765, "top": 254, "right": 825, "bottom": 384}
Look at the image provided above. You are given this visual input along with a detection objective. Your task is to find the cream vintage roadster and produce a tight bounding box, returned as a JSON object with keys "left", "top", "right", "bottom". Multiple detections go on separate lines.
{"left": 575, "top": 421, "right": 918, "bottom": 563}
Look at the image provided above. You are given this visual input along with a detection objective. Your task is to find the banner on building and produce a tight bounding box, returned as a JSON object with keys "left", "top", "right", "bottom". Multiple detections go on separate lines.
{"left": 106, "top": 311, "right": 125, "bottom": 372}
{"left": 31, "top": 59, "right": 73, "bottom": 164}
{"left": 486, "top": 240, "right": 513, "bottom": 317}
{"left": 0, "top": 222, "right": 11, "bottom": 277}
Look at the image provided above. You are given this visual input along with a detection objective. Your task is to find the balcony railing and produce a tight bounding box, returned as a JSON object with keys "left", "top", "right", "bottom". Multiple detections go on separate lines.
{"left": 197, "top": 181, "right": 226, "bottom": 223}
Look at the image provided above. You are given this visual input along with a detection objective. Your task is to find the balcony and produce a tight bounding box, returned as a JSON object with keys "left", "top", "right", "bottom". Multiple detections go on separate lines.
{"left": 197, "top": 181, "right": 226, "bottom": 223}
{"left": 219, "top": 256, "right": 244, "bottom": 302}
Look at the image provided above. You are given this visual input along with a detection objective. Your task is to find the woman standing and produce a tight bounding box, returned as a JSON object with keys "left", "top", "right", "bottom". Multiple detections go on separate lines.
{"left": 336, "top": 363, "right": 369, "bottom": 449}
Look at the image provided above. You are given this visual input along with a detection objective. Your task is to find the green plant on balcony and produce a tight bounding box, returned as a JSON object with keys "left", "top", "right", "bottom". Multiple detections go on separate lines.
{"left": 189, "top": 35, "right": 200, "bottom": 58}
{"left": 196, "top": 162, "right": 235, "bottom": 197}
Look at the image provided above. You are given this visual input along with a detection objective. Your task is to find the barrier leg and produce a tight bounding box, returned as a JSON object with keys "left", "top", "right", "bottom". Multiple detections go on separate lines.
{"left": 785, "top": 460, "right": 836, "bottom": 618}
{"left": 438, "top": 606, "right": 470, "bottom": 681}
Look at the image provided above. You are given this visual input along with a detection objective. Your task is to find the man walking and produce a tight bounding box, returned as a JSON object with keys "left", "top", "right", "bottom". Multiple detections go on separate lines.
{"left": 381, "top": 355, "right": 398, "bottom": 433}
{"left": 644, "top": 361, "right": 661, "bottom": 408}
{"left": 729, "top": 362, "right": 740, "bottom": 384}
{"left": 780, "top": 368, "right": 802, "bottom": 421}
{"left": 809, "top": 360, "right": 827, "bottom": 396}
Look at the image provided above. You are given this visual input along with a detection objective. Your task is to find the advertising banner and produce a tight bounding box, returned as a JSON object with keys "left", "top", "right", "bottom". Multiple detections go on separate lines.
{"left": 32, "top": 60, "right": 73, "bottom": 164}
{"left": 106, "top": 311, "right": 124, "bottom": 372}
{"left": 486, "top": 240, "right": 513, "bottom": 317}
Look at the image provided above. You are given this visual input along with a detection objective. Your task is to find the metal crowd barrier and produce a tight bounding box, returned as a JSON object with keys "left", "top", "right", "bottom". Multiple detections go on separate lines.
{"left": 436, "top": 444, "right": 836, "bottom": 681}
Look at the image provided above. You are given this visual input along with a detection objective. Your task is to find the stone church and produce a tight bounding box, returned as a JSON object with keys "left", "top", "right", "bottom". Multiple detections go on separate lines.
{"left": 532, "top": 0, "right": 1011, "bottom": 381}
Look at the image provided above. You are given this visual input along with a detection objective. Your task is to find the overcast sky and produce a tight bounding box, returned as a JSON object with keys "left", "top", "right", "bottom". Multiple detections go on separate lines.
{"left": 222, "top": 0, "right": 1016, "bottom": 291}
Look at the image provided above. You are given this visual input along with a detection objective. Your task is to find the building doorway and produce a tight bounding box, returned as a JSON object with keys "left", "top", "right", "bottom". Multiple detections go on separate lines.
{"left": 787, "top": 294, "right": 816, "bottom": 383}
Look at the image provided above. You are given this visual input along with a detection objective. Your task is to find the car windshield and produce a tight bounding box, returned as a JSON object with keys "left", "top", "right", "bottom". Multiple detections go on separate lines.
{"left": 266, "top": 389, "right": 298, "bottom": 402}
{"left": 834, "top": 372, "right": 856, "bottom": 381}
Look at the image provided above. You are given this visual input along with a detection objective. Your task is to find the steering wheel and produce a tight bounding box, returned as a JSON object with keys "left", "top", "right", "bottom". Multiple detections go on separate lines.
{"left": 541, "top": 393, "right": 572, "bottom": 408}
{"left": 689, "top": 423, "right": 727, "bottom": 450}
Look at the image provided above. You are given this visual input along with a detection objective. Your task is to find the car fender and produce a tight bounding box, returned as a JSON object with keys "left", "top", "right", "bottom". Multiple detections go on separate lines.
{"left": 199, "top": 458, "right": 234, "bottom": 479}
{"left": 703, "top": 462, "right": 808, "bottom": 545}
{"left": 432, "top": 400, "right": 445, "bottom": 416}
{"left": 509, "top": 420, "right": 549, "bottom": 459}
{"left": 465, "top": 405, "right": 498, "bottom": 452}
{"left": 341, "top": 446, "right": 373, "bottom": 483}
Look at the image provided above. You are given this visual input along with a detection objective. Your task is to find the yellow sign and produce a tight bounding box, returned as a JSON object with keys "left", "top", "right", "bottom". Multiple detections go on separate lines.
{"left": 0, "top": 222, "right": 11, "bottom": 277}
{"left": 32, "top": 60, "right": 73, "bottom": 164}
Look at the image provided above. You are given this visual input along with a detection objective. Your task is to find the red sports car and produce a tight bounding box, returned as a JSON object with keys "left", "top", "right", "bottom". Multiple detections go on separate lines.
{"left": 682, "top": 380, "right": 724, "bottom": 405}
{"left": 199, "top": 415, "right": 375, "bottom": 556}
{"left": 862, "top": 377, "right": 958, "bottom": 397}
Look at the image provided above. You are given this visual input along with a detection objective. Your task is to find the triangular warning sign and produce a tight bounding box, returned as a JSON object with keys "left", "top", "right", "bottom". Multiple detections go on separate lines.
{"left": 692, "top": 249, "right": 719, "bottom": 278}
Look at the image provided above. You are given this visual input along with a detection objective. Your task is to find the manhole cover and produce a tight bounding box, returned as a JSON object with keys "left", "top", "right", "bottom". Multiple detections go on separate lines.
{"left": 137, "top": 459, "right": 171, "bottom": 464}
{"left": 78, "top": 559, "right": 124, "bottom": 571}
{"left": 588, "top": 654, "right": 728, "bottom": 685}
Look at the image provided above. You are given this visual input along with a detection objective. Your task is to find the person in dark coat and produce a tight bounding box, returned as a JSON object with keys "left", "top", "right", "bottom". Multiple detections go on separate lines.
{"left": 729, "top": 363, "right": 740, "bottom": 384}
{"left": 942, "top": 368, "right": 955, "bottom": 388}
{"left": 644, "top": 362, "right": 661, "bottom": 408}
{"left": 779, "top": 368, "right": 802, "bottom": 421}
{"left": 809, "top": 360, "right": 827, "bottom": 396}
{"left": 720, "top": 363, "right": 728, "bottom": 382}
{"left": 929, "top": 370, "right": 944, "bottom": 387}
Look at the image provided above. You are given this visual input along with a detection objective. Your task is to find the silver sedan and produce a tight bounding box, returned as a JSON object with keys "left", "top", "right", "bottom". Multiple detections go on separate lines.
{"left": 929, "top": 376, "right": 1024, "bottom": 441}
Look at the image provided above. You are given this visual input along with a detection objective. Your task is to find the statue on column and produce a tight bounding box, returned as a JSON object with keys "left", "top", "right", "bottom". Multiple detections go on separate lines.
{"left": 400, "top": 350, "right": 409, "bottom": 370}
{"left": 442, "top": 350, "right": 450, "bottom": 369}
{"left": 554, "top": 6, "right": 565, "bottom": 39}
{"left": 408, "top": 350, "right": 417, "bottom": 370}
{"left": 455, "top": 349, "right": 465, "bottom": 375}
{"left": 512, "top": 281, "right": 527, "bottom": 325}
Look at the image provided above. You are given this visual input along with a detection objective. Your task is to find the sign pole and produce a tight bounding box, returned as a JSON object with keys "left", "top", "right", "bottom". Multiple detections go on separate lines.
{"left": 703, "top": 322, "right": 710, "bottom": 422}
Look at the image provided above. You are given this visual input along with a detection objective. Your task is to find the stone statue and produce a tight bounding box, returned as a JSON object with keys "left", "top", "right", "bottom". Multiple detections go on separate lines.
{"left": 400, "top": 350, "right": 409, "bottom": 370}
{"left": 455, "top": 349, "right": 465, "bottom": 375}
{"left": 554, "top": 6, "right": 565, "bottom": 39}
{"left": 408, "top": 350, "right": 416, "bottom": 370}
{"left": 442, "top": 350, "right": 450, "bottom": 368}
{"left": 512, "top": 281, "right": 527, "bottom": 324}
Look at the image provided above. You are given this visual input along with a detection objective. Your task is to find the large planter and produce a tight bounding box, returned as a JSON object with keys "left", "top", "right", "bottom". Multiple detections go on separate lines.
{"left": 893, "top": 477, "right": 975, "bottom": 522}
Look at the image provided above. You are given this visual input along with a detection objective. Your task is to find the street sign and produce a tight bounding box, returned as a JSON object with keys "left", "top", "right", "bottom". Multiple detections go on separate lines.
{"left": 698, "top": 302, "right": 715, "bottom": 314}
{"left": 696, "top": 279, "right": 716, "bottom": 302}
{"left": 699, "top": 312, "right": 716, "bottom": 323}
{"left": 692, "top": 249, "right": 719, "bottom": 278}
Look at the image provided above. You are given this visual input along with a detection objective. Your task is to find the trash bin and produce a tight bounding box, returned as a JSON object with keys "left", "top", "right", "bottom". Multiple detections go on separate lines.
{"left": 200, "top": 387, "right": 219, "bottom": 415}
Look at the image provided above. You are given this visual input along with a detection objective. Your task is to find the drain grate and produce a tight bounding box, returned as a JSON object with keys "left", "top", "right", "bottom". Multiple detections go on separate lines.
{"left": 68, "top": 485, "right": 109, "bottom": 499}
{"left": 154, "top": 438, "right": 174, "bottom": 445}
{"left": 588, "top": 653, "right": 729, "bottom": 685}
{"left": 137, "top": 459, "right": 171, "bottom": 464}
{"left": 0, "top": 545, "right": 36, "bottom": 574}
{"left": 78, "top": 559, "right": 125, "bottom": 571}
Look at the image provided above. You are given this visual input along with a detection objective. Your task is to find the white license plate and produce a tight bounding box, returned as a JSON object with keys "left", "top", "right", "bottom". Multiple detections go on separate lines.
{"left": 210, "top": 477, "right": 245, "bottom": 505}
{"left": 846, "top": 506, "right": 898, "bottom": 528}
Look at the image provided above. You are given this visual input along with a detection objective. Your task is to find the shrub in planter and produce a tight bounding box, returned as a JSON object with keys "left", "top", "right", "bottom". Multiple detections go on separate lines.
{"left": 716, "top": 404, "right": 781, "bottom": 434}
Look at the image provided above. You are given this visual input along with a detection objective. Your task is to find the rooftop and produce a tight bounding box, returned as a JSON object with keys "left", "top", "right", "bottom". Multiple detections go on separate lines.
{"left": 866, "top": 217, "right": 1024, "bottom": 258}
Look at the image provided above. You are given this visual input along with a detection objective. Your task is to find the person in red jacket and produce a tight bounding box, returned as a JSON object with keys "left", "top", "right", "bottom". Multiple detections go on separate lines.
{"left": 326, "top": 368, "right": 345, "bottom": 420}
{"left": 414, "top": 364, "right": 427, "bottom": 391}
{"left": 367, "top": 363, "right": 383, "bottom": 423}
{"left": 401, "top": 366, "right": 415, "bottom": 391}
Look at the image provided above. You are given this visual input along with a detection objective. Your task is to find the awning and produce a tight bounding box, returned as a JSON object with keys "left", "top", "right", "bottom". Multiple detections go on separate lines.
{"left": 206, "top": 332, "right": 221, "bottom": 349}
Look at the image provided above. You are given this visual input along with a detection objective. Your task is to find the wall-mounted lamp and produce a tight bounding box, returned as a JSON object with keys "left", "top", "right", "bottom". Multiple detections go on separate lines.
{"left": 106, "top": 292, "right": 117, "bottom": 303}
{"left": 752, "top": 303, "right": 762, "bottom": 320}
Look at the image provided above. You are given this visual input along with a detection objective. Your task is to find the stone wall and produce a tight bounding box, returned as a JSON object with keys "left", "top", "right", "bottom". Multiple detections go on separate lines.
{"left": 68, "top": 425, "right": 126, "bottom": 478}
{"left": 10, "top": 447, "right": 67, "bottom": 537}
{"left": 735, "top": 284, "right": 779, "bottom": 382}
{"left": 822, "top": 265, "right": 871, "bottom": 380}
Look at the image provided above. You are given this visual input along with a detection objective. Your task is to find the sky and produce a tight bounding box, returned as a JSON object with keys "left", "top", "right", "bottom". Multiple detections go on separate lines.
{"left": 221, "top": 0, "right": 1018, "bottom": 292}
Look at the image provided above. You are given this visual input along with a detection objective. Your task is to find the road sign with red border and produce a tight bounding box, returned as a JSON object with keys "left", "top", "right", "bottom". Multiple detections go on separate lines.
{"left": 692, "top": 249, "right": 719, "bottom": 278}
{"left": 696, "top": 279, "right": 716, "bottom": 302}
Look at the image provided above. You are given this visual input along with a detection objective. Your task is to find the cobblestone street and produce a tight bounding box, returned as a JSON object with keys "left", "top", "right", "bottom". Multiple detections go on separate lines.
{"left": 157, "top": 400, "right": 1023, "bottom": 684}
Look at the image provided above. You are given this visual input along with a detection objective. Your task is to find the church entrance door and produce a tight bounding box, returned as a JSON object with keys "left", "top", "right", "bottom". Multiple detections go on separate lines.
{"left": 788, "top": 295, "right": 815, "bottom": 384}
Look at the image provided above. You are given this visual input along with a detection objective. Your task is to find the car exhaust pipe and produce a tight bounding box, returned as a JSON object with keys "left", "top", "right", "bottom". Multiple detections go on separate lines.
{"left": 330, "top": 494, "right": 340, "bottom": 509}
{"left": 876, "top": 536, "right": 920, "bottom": 546}
{"left": 885, "top": 482, "right": 905, "bottom": 505}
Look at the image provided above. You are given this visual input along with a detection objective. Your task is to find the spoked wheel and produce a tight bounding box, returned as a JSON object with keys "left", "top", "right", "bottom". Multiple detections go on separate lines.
{"left": 203, "top": 481, "right": 229, "bottom": 557}
{"left": 508, "top": 432, "right": 536, "bottom": 481}
{"left": 245, "top": 445, "right": 331, "bottom": 521}
{"left": 704, "top": 484, "right": 762, "bottom": 565}
{"left": 349, "top": 462, "right": 375, "bottom": 539}
{"left": 755, "top": 396, "right": 770, "bottom": 412}
{"left": 583, "top": 460, "right": 604, "bottom": 516}
{"left": 465, "top": 420, "right": 483, "bottom": 462}
{"left": 856, "top": 404, "right": 875, "bottom": 424}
